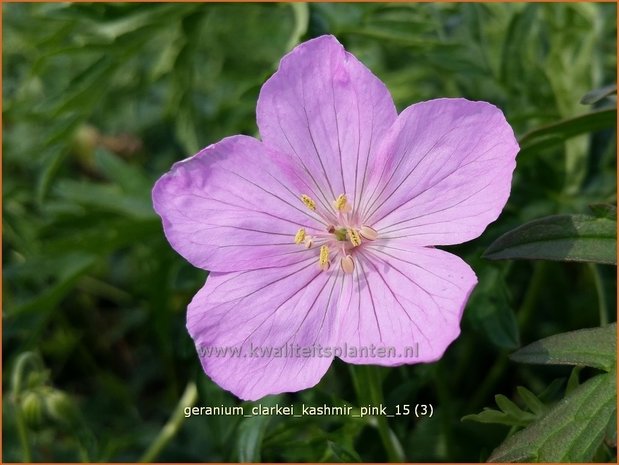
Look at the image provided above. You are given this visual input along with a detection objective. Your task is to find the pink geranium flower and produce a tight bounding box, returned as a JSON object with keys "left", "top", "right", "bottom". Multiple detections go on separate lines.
{"left": 153, "top": 35, "right": 519, "bottom": 400}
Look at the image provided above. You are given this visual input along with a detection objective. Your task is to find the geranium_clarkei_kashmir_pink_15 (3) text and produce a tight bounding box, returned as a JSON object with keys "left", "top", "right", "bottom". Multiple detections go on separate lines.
{"left": 152, "top": 35, "right": 519, "bottom": 401}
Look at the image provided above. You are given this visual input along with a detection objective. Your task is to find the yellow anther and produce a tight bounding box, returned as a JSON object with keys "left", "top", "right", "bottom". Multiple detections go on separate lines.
{"left": 333, "top": 194, "right": 351, "bottom": 212}
{"left": 294, "top": 228, "right": 306, "bottom": 245}
{"left": 300, "top": 194, "right": 316, "bottom": 211}
{"left": 318, "top": 245, "right": 330, "bottom": 271}
{"left": 347, "top": 228, "right": 362, "bottom": 247}
{"left": 359, "top": 225, "right": 378, "bottom": 241}
{"left": 341, "top": 255, "right": 355, "bottom": 274}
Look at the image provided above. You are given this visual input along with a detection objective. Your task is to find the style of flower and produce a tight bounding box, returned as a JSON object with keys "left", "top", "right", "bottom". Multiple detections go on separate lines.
{"left": 153, "top": 35, "right": 519, "bottom": 400}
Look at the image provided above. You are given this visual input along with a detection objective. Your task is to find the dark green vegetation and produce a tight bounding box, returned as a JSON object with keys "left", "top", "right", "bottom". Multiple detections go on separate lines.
{"left": 3, "top": 3, "right": 617, "bottom": 462}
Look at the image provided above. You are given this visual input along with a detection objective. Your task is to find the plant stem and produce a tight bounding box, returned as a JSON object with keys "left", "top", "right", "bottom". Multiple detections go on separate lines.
{"left": 139, "top": 381, "right": 198, "bottom": 463}
{"left": 15, "top": 407, "right": 32, "bottom": 462}
{"left": 469, "top": 262, "right": 546, "bottom": 411}
{"left": 517, "top": 261, "right": 547, "bottom": 329}
{"left": 11, "top": 352, "right": 44, "bottom": 462}
{"left": 352, "top": 365, "right": 405, "bottom": 462}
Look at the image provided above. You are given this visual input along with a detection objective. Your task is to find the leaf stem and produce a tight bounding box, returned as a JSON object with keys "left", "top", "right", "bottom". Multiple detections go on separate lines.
{"left": 139, "top": 381, "right": 198, "bottom": 463}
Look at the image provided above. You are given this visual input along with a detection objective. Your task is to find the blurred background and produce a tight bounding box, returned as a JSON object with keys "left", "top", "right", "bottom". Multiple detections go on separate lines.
{"left": 3, "top": 2, "right": 617, "bottom": 462}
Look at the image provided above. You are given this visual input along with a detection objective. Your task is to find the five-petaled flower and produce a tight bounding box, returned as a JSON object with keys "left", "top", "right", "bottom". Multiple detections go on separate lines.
{"left": 153, "top": 35, "right": 519, "bottom": 400}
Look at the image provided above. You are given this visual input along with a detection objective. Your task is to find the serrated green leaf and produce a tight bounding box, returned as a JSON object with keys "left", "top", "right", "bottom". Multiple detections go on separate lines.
{"left": 488, "top": 370, "right": 616, "bottom": 462}
{"left": 516, "top": 387, "right": 547, "bottom": 417}
{"left": 463, "top": 394, "right": 537, "bottom": 428}
{"left": 495, "top": 394, "right": 527, "bottom": 419}
{"left": 580, "top": 84, "right": 617, "bottom": 105}
{"left": 484, "top": 214, "right": 617, "bottom": 265}
{"left": 462, "top": 408, "right": 531, "bottom": 428}
{"left": 510, "top": 324, "right": 616, "bottom": 371}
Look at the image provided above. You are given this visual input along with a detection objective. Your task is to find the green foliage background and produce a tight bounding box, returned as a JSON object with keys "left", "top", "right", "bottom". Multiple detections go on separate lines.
{"left": 3, "top": 2, "right": 617, "bottom": 462}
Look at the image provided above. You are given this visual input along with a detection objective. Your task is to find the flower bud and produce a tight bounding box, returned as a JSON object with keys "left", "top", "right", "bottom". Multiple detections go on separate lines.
{"left": 44, "top": 389, "right": 79, "bottom": 428}
{"left": 21, "top": 391, "right": 45, "bottom": 429}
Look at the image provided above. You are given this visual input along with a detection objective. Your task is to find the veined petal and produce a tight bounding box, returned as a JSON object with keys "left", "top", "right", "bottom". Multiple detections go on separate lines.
{"left": 187, "top": 258, "right": 343, "bottom": 400}
{"left": 337, "top": 243, "right": 477, "bottom": 365}
{"left": 361, "top": 98, "right": 519, "bottom": 245}
{"left": 152, "top": 135, "right": 319, "bottom": 272}
{"left": 257, "top": 35, "right": 397, "bottom": 212}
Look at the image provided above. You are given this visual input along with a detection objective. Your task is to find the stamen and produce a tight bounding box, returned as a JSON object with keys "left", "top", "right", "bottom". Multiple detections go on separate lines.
{"left": 340, "top": 255, "right": 355, "bottom": 274}
{"left": 333, "top": 194, "right": 351, "bottom": 213}
{"left": 359, "top": 226, "right": 378, "bottom": 241}
{"left": 318, "top": 245, "right": 330, "bottom": 271}
{"left": 294, "top": 228, "right": 306, "bottom": 245}
{"left": 300, "top": 194, "right": 316, "bottom": 211}
{"left": 303, "top": 237, "right": 313, "bottom": 249}
{"left": 347, "top": 228, "right": 362, "bottom": 247}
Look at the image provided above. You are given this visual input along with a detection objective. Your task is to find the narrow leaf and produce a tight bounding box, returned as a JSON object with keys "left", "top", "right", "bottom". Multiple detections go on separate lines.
{"left": 518, "top": 108, "right": 616, "bottom": 157}
{"left": 484, "top": 214, "right": 617, "bottom": 265}
{"left": 510, "top": 324, "right": 616, "bottom": 372}
{"left": 580, "top": 84, "right": 617, "bottom": 105}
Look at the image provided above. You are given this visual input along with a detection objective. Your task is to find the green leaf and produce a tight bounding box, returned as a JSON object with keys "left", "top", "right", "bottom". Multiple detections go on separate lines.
{"left": 466, "top": 266, "right": 520, "bottom": 349}
{"left": 326, "top": 441, "right": 362, "bottom": 462}
{"left": 53, "top": 180, "right": 155, "bottom": 220}
{"left": 484, "top": 214, "right": 617, "bottom": 265}
{"left": 94, "top": 148, "right": 150, "bottom": 194}
{"left": 7, "top": 253, "right": 97, "bottom": 317}
{"left": 494, "top": 394, "right": 531, "bottom": 420}
{"left": 510, "top": 323, "right": 616, "bottom": 372}
{"left": 235, "top": 396, "right": 280, "bottom": 462}
{"left": 580, "top": 84, "right": 617, "bottom": 105}
{"left": 488, "top": 370, "right": 616, "bottom": 462}
{"left": 462, "top": 407, "right": 535, "bottom": 428}
{"left": 590, "top": 203, "right": 617, "bottom": 221}
{"left": 518, "top": 108, "right": 616, "bottom": 158}
{"left": 462, "top": 392, "right": 537, "bottom": 428}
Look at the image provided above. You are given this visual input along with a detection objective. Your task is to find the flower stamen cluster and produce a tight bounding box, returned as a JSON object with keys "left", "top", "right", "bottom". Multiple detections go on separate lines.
{"left": 295, "top": 193, "right": 377, "bottom": 274}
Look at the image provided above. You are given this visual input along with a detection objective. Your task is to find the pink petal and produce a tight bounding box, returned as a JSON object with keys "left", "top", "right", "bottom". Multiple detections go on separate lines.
{"left": 360, "top": 98, "right": 519, "bottom": 245}
{"left": 152, "top": 135, "right": 320, "bottom": 272}
{"left": 257, "top": 35, "right": 397, "bottom": 212}
{"left": 338, "top": 243, "right": 477, "bottom": 365}
{"left": 187, "top": 258, "right": 343, "bottom": 400}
